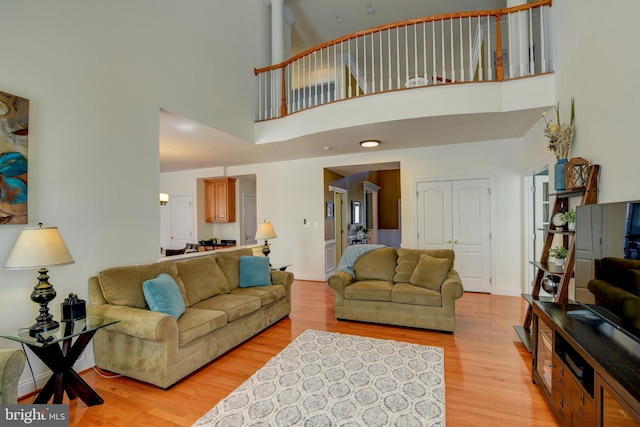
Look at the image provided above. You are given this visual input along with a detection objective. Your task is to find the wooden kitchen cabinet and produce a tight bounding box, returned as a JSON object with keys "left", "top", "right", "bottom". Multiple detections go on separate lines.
{"left": 204, "top": 178, "right": 236, "bottom": 223}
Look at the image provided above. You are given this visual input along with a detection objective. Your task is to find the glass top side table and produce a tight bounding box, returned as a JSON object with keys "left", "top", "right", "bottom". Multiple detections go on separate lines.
{"left": 1, "top": 315, "right": 119, "bottom": 406}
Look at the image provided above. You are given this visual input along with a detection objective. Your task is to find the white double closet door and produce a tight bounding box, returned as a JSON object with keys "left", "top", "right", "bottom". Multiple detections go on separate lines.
{"left": 416, "top": 178, "right": 492, "bottom": 293}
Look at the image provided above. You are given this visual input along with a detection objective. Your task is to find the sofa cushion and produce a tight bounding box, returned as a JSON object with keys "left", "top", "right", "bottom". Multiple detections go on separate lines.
{"left": 191, "top": 293, "right": 261, "bottom": 322}
{"left": 215, "top": 248, "right": 254, "bottom": 290}
{"left": 239, "top": 256, "right": 272, "bottom": 288}
{"left": 409, "top": 254, "right": 452, "bottom": 291}
{"left": 391, "top": 283, "right": 443, "bottom": 306}
{"left": 142, "top": 273, "right": 186, "bottom": 320}
{"left": 231, "top": 285, "right": 286, "bottom": 307}
{"left": 394, "top": 249, "right": 455, "bottom": 284}
{"left": 353, "top": 247, "right": 398, "bottom": 282}
{"left": 99, "top": 262, "right": 187, "bottom": 309}
{"left": 177, "top": 308, "right": 227, "bottom": 347}
{"left": 344, "top": 280, "right": 393, "bottom": 302}
{"left": 176, "top": 256, "right": 230, "bottom": 306}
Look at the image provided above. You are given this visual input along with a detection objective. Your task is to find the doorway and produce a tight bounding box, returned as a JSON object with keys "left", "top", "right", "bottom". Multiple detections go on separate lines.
{"left": 526, "top": 167, "right": 550, "bottom": 293}
{"left": 242, "top": 192, "right": 257, "bottom": 245}
{"left": 169, "top": 193, "right": 194, "bottom": 249}
{"left": 416, "top": 177, "right": 492, "bottom": 293}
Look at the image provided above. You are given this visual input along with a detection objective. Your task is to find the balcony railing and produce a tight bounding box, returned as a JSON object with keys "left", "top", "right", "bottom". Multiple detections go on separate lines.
{"left": 255, "top": 0, "right": 553, "bottom": 121}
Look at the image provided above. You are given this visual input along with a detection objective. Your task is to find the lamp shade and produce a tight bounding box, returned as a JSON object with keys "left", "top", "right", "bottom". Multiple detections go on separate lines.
{"left": 255, "top": 221, "right": 277, "bottom": 240}
{"left": 5, "top": 226, "right": 75, "bottom": 269}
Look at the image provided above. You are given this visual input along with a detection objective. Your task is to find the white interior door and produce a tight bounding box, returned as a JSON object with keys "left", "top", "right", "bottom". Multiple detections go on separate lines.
{"left": 242, "top": 193, "right": 257, "bottom": 245}
{"left": 169, "top": 194, "right": 193, "bottom": 249}
{"left": 416, "top": 178, "right": 491, "bottom": 293}
{"left": 452, "top": 179, "right": 491, "bottom": 293}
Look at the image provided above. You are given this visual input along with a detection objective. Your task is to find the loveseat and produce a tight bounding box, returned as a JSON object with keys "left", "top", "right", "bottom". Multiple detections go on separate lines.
{"left": 587, "top": 257, "right": 640, "bottom": 328}
{"left": 328, "top": 246, "right": 464, "bottom": 332}
{"left": 87, "top": 248, "right": 293, "bottom": 389}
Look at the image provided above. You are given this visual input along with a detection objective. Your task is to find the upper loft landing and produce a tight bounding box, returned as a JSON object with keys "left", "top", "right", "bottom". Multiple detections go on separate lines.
{"left": 254, "top": 1, "right": 555, "bottom": 147}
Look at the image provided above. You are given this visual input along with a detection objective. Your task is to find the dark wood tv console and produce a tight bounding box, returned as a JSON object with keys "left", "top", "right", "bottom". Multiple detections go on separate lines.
{"left": 532, "top": 300, "right": 640, "bottom": 426}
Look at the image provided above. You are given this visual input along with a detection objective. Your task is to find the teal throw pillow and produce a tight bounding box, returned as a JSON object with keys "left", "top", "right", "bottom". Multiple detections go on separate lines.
{"left": 143, "top": 273, "right": 186, "bottom": 319}
{"left": 240, "top": 256, "right": 272, "bottom": 288}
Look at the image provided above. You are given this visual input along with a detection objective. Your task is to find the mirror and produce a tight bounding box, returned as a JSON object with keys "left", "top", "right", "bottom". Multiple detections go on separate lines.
{"left": 351, "top": 201, "right": 361, "bottom": 224}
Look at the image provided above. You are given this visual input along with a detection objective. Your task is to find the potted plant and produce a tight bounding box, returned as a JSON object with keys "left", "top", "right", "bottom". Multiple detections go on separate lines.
{"left": 549, "top": 246, "right": 569, "bottom": 267}
{"left": 562, "top": 210, "right": 576, "bottom": 231}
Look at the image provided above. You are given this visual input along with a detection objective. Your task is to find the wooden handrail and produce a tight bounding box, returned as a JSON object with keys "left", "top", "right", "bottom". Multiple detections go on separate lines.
{"left": 254, "top": 0, "right": 552, "bottom": 75}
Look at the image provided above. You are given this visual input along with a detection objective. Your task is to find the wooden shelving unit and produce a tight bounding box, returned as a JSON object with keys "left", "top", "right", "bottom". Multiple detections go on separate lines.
{"left": 514, "top": 164, "right": 600, "bottom": 352}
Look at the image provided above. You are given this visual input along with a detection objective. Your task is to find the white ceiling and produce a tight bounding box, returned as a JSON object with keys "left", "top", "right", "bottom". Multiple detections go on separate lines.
{"left": 159, "top": 0, "right": 541, "bottom": 175}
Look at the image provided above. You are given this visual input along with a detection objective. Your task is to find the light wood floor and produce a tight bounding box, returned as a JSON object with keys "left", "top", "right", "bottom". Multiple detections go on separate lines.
{"left": 21, "top": 280, "right": 558, "bottom": 426}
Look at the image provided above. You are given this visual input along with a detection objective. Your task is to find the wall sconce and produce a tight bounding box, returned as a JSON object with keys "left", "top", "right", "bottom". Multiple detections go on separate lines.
{"left": 159, "top": 193, "right": 169, "bottom": 206}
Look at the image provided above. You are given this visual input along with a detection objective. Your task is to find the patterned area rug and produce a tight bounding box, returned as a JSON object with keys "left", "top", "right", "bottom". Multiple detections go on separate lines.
{"left": 193, "top": 329, "right": 445, "bottom": 426}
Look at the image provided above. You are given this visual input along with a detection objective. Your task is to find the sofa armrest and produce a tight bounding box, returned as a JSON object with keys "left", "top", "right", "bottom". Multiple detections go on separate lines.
{"left": 441, "top": 270, "right": 464, "bottom": 300}
{"left": 328, "top": 272, "right": 354, "bottom": 298}
{"left": 0, "top": 349, "right": 26, "bottom": 404}
{"left": 87, "top": 304, "right": 177, "bottom": 342}
{"left": 588, "top": 279, "right": 636, "bottom": 313}
{"left": 623, "top": 298, "right": 640, "bottom": 329}
{"left": 270, "top": 270, "right": 294, "bottom": 301}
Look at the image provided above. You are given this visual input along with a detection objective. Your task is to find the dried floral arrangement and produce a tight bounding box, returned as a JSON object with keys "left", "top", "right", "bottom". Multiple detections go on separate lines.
{"left": 543, "top": 98, "right": 575, "bottom": 160}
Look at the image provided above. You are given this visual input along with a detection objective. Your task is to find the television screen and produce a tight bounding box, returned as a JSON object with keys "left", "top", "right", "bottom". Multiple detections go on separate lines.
{"left": 575, "top": 201, "right": 640, "bottom": 342}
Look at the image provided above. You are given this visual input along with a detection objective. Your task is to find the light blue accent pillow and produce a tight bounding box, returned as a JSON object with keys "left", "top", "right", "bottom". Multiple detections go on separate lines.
{"left": 239, "top": 256, "right": 272, "bottom": 288}
{"left": 143, "top": 273, "right": 186, "bottom": 319}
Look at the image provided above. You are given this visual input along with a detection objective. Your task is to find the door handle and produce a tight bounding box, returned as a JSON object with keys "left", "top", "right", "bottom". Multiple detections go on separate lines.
{"left": 446, "top": 240, "right": 452, "bottom": 244}
{"left": 454, "top": 240, "right": 461, "bottom": 244}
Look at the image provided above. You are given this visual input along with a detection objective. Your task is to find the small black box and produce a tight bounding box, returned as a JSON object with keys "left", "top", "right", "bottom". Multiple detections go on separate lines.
{"left": 61, "top": 295, "right": 86, "bottom": 321}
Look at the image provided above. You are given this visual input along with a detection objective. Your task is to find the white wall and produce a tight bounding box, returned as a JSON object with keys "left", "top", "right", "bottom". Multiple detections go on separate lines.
{"left": 165, "top": 138, "right": 525, "bottom": 295}
{"left": 522, "top": 0, "right": 640, "bottom": 203}
{"left": 0, "top": 0, "right": 270, "bottom": 393}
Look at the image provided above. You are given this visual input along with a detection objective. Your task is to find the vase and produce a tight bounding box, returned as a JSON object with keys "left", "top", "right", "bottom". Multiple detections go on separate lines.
{"left": 554, "top": 258, "right": 565, "bottom": 268}
{"left": 555, "top": 158, "right": 568, "bottom": 191}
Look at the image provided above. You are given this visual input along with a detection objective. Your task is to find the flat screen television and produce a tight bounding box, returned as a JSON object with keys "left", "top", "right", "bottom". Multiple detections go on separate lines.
{"left": 574, "top": 200, "right": 640, "bottom": 344}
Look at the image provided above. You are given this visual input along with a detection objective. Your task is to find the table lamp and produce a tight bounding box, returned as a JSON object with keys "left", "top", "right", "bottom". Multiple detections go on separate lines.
{"left": 255, "top": 220, "right": 277, "bottom": 258}
{"left": 5, "top": 223, "right": 75, "bottom": 336}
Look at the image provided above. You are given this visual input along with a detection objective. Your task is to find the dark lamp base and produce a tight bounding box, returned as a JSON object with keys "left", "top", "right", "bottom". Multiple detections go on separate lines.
{"left": 29, "top": 319, "right": 60, "bottom": 337}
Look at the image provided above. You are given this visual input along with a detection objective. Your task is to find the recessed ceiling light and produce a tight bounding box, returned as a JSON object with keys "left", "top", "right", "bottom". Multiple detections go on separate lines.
{"left": 360, "top": 139, "right": 380, "bottom": 148}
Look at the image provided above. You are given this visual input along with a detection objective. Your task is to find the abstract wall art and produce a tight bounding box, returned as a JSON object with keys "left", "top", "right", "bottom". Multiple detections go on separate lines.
{"left": 0, "top": 90, "right": 29, "bottom": 224}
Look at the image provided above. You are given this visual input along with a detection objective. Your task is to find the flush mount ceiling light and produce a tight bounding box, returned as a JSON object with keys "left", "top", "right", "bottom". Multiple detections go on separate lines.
{"left": 360, "top": 139, "right": 380, "bottom": 148}
{"left": 367, "top": 5, "right": 376, "bottom": 15}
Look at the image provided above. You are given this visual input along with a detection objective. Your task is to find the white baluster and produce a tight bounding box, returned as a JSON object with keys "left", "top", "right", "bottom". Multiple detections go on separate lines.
{"left": 459, "top": 17, "right": 464, "bottom": 82}
{"left": 528, "top": 8, "right": 534, "bottom": 74}
{"left": 450, "top": 18, "right": 455, "bottom": 82}
{"left": 423, "top": 22, "right": 428, "bottom": 85}
{"left": 540, "top": 6, "right": 547, "bottom": 73}
{"left": 441, "top": 20, "right": 446, "bottom": 83}
{"left": 432, "top": 22, "right": 437, "bottom": 84}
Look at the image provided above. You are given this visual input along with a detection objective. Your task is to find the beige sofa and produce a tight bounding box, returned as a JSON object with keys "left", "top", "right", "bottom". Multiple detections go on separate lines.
{"left": 328, "top": 247, "right": 463, "bottom": 332}
{"left": 87, "top": 248, "right": 293, "bottom": 388}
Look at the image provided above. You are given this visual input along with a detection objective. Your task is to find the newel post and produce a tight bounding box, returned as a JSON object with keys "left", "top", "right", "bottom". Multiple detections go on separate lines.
{"left": 495, "top": 13, "right": 504, "bottom": 81}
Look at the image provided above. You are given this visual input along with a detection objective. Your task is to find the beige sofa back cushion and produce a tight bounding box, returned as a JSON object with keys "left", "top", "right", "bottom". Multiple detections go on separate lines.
{"left": 98, "top": 262, "right": 187, "bottom": 309}
{"left": 176, "top": 256, "right": 231, "bottom": 305}
{"left": 409, "top": 254, "right": 453, "bottom": 290}
{"left": 353, "top": 247, "right": 398, "bottom": 282}
{"left": 215, "top": 248, "right": 254, "bottom": 290}
{"left": 394, "top": 249, "right": 455, "bottom": 284}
